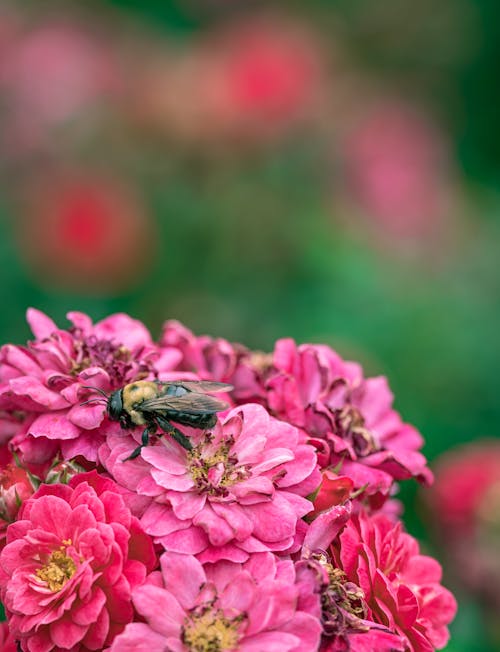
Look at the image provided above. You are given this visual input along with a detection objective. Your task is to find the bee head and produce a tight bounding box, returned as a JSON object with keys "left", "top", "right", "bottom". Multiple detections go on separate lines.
{"left": 107, "top": 389, "right": 124, "bottom": 421}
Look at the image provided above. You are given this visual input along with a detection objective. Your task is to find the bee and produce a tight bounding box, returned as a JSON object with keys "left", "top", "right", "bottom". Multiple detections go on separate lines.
{"left": 82, "top": 380, "right": 232, "bottom": 460}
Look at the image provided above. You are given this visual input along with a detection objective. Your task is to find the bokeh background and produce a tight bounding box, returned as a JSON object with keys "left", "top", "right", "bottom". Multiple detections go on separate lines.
{"left": 0, "top": 2, "right": 499, "bottom": 650}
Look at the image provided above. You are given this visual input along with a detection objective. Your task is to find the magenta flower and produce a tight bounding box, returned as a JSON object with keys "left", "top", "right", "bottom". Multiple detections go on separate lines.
{"left": 309, "top": 510, "right": 457, "bottom": 652}
{"left": 0, "top": 308, "right": 180, "bottom": 463}
{"left": 101, "top": 403, "right": 320, "bottom": 562}
{"left": 264, "top": 339, "right": 432, "bottom": 501}
{"left": 0, "top": 471, "right": 156, "bottom": 652}
{"left": 109, "top": 550, "right": 322, "bottom": 652}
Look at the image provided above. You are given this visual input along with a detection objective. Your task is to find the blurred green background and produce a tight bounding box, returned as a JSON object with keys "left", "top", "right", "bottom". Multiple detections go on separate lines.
{"left": 0, "top": 1, "right": 499, "bottom": 649}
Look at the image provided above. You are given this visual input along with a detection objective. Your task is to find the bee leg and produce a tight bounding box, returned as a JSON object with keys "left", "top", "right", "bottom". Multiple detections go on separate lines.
{"left": 156, "top": 416, "right": 193, "bottom": 451}
{"left": 122, "top": 426, "right": 155, "bottom": 462}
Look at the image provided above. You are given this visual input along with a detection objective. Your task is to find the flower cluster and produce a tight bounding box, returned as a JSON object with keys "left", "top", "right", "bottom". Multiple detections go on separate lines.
{"left": 0, "top": 310, "right": 456, "bottom": 651}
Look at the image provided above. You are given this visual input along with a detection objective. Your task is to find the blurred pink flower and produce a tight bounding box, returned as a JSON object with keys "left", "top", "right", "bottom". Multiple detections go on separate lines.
{"left": 307, "top": 510, "right": 457, "bottom": 652}
{"left": 109, "top": 550, "right": 322, "bottom": 652}
{"left": 140, "top": 15, "right": 326, "bottom": 145}
{"left": 101, "top": 403, "right": 320, "bottom": 563}
{"left": 0, "top": 308, "right": 178, "bottom": 463}
{"left": 201, "top": 17, "right": 324, "bottom": 135}
{"left": 428, "top": 440, "right": 500, "bottom": 609}
{"left": 429, "top": 439, "right": 500, "bottom": 534}
{"left": 0, "top": 471, "right": 156, "bottom": 652}
{"left": 342, "top": 102, "right": 454, "bottom": 243}
{"left": 19, "top": 174, "right": 155, "bottom": 292}
{"left": 0, "top": 22, "right": 120, "bottom": 151}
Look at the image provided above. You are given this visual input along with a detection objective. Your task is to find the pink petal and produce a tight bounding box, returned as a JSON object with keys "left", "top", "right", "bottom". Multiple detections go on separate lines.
{"left": 157, "top": 526, "right": 208, "bottom": 554}
{"left": 109, "top": 623, "right": 169, "bottom": 652}
{"left": 67, "top": 403, "right": 105, "bottom": 429}
{"left": 49, "top": 618, "right": 87, "bottom": 649}
{"left": 245, "top": 494, "right": 297, "bottom": 543}
{"left": 160, "top": 553, "right": 206, "bottom": 610}
{"left": 193, "top": 506, "right": 234, "bottom": 546}
{"left": 72, "top": 587, "right": 107, "bottom": 626}
{"left": 239, "top": 631, "right": 300, "bottom": 652}
{"left": 219, "top": 571, "right": 256, "bottom": 613}
{"left": 26, "top": 308, "right": 58, "bottom": 340}
{"left": 9, "top": 377, "right": 69, "bottom": 410}
{"left": 132, "top": 584, "right": 184, "bottom": 636}
{"left": 303, "top": 502, "right": 352, "bottom": 553}
{"left": 29, "top": 412, "right": 80, "bottom": 440}
{"left": 168, "top": 491, "right": 206, "bottom": 520}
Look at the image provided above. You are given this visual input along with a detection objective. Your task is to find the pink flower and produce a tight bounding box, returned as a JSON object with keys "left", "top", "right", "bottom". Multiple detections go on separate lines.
{"left": 265, "top": 339, "right": 432, "bottom": 501}
{"left": 307, "top": 510, "right": 457, "bottom": 652}
{"left": 427, "top": 441, "right": 500, "bottom": 609}
{"left": 429, "top": 439, "right": 500, "bottom": 535}
{"left": 109, "top": 550, "right": 322, "bottom": 652}
{"left": 0, "top": 471, "right": 156, "bottom": 652}
{"left": 342, "top": 102, "right": 454, "bottom": 243}
{"left": 0, "top": 22, "right": 121, "bottom": 153}
{"left": 138, "top": 14, "right": 326, "bottom": 146}
{"left": 199, "top": 16, "right": 325, "bottom": 138}
{"left": 100, "top": 403, "right": 320, "bottom": 563}
{"left": 19, "top": 173, "right": 156, "bottom": 293}
{"left": 0, "top": 308, "right": 180, "bottom": 463}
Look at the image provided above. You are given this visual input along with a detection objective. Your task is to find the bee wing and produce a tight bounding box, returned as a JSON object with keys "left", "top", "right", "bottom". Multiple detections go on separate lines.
{"left": 140, "top": 393, "right": 230, "bottom": 414}
{"left": 160, "top": 381, "right": 233, "bottom": 394}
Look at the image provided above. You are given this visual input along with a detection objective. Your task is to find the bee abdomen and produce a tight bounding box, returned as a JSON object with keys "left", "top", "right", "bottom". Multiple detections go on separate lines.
{"left": 167, "top": 411, "right": 217, "bottom": 429}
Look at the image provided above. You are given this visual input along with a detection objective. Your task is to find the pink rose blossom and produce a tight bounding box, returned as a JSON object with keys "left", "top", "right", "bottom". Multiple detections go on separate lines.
{"left": 306, "top": 509, "right": 457, "bottom": 652}
{"left": 0, "top": 471, "right": 156, "bottom": 652}
{"left": 100, "top": 403, "right": 320, "bottom": 562}
{"left": 0, "top": 308, "right": 180, "bottom": 463}
{"left": 110, "top": 550, "right": 322, "bottom": 652}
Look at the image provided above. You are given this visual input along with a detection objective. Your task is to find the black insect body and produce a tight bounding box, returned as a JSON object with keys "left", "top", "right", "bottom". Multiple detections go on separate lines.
{"left": 84, "top": 380, "right": 232, "bottom": 460}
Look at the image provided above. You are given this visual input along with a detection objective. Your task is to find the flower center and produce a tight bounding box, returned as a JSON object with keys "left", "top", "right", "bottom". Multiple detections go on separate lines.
{"left": 188, "top": 434, "right": 249, "bottom": 497}
{"left": 182, "top": 606, "right": 244, "bottom": 652}
{"left": 333, "top": 405, "right": 378, "bottom": 457}
{"left": 312, "top": 552, "right": 368, "bottom": 637}
{"left": 36, "top": 541, "right": 77, "bottom": 592}
{"left": 70, "top": 333, "right": 151, "bottom": 387}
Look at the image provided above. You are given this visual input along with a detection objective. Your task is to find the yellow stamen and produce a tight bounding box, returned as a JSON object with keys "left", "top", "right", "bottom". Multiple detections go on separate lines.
{"left": 182, "top": 607, "right": 244, "bottom": 652}
{"left": 36, "top": 543, "right": 77, "bottom": 592}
